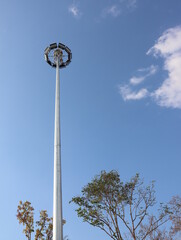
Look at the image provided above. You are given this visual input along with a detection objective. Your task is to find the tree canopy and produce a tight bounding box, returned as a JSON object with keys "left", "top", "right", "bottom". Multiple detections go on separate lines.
{"left": 17, "top": 201, "right": 52, "bottom": 240}
{"left": 70, "top": 170, "right": 181, "bottom": 240}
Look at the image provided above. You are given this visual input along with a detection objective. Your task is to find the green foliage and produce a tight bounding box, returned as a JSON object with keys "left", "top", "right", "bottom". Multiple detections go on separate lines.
{"left": 71, "top": 171, "right": 128, "bottom": 228}
{"left": 70, "top": 170, "right": 179, "bottom": 240}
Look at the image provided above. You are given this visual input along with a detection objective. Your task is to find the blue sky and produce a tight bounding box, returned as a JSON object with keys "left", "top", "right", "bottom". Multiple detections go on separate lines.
{"left": 0, "top": 0, "right": 181, "bottom": 239}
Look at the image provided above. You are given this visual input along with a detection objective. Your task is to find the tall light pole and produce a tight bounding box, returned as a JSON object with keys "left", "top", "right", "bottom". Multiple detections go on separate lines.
{"left": 44, "top": 43, "right": 72, "bottom": 240}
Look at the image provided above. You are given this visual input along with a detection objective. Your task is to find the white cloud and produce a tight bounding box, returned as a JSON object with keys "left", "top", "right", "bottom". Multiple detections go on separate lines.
{"left": 151, "top": 52, "right": 181, "bottom": 108}
{"left": 119, "top": 64, "right": 156, "bottom": 101}
{"left": 147, "top": 26, "right": 181, "bottom": 57}
{"left": 130, "top": 76, "right": 145, "bottom": 85}
{"left": 148, "top": 26, "right": 181, "bottom": 109}
{"left": 119, "top": 26, "right": 181, "bottom": 109}
{"left": 119, "top": 85, "right": 148, "bottom": 101}
{"left": 69, "top": 4, "right": 81, "bottom": 18}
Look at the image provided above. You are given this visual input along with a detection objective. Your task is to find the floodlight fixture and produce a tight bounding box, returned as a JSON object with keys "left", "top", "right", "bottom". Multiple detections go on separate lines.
{"left": 44, "top": 42, "right": 72, "bottom": 68}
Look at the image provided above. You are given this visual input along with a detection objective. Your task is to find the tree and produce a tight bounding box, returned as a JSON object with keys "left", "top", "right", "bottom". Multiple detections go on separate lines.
{"left": 70, "top": 170, "right": 180, "bottom": 240}
{"left": 169, "top": 196, "right": 181, "bottom": 238}
{"left": 35, "top": 210, "right": 53, "bottom": 240}
{"left": 17, "top": 201, "right": 53, "bottom": 240}
{"left": 138, "top": 196, "right": 181, "bottom": 240}
{"left": 17, "top": 201, "right": 34, "bottom": 240}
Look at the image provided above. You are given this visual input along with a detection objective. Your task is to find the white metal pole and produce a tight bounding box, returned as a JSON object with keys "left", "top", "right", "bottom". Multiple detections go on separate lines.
{"left": 53, "top": 56, "right": 63, "bottom": 240}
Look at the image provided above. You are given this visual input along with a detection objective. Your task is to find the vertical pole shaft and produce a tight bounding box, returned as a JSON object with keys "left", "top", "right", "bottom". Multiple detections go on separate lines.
{"left": 53, "top": 57, "right": 63, "bottom": 240}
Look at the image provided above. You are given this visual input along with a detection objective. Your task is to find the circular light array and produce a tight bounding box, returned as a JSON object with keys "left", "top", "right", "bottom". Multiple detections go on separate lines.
{"left": 44, "top": 43, "right": 72, "bottom": 68}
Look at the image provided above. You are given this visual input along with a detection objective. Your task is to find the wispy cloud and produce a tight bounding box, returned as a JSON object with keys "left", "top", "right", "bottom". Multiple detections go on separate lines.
{"left": 102, "top": 0, "right": 137, "bottom": 18}
{"left": 125, "top": 0, "right": 137, "bottom": 9}
{"left": 103, "top": 5, "right": 121, "bottom": 18}
{"left": 130, "top": 76, "right": 145, "bottom": 85}
{"left": 130, "top": 65, "right": 158, "bottom": 85}
{"left": 68, "top": 4, "right": 81, "bottom": 18}
{"left": 119, "top": 85, "right": 148, "bottom": 101}
{"left": 119, "top": 25, "right": 181, "bottom": 109}
{"left": 119, "top": 64, "right": 157, "bottom": 100}
{"left": 138, "top": 65, "right": 158, "bottom": 74}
